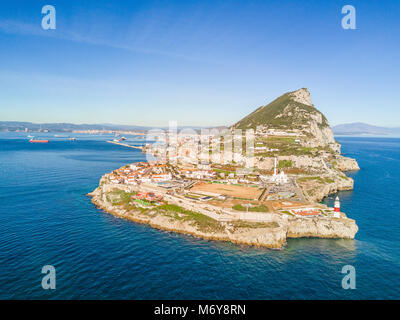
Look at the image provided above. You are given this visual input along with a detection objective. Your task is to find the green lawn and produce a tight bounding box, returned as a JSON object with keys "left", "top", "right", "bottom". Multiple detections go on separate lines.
{"left": 232, "top": 204, "right": 269, "bottom": 212}
{"left": 156, "top": 204, "right": 224, "bottom": 232}
{"left": 108, "top": 189, "right": 136, "bottom": 206}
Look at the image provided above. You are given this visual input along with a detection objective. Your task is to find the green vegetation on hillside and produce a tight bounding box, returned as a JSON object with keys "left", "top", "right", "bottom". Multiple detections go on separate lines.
{"left": 255, "top": 137, "right": 317, "bottom": 157}
{"left": 232, "top": 90, "right": 329, "bottom": 130}
{"left": 279, "top": 160, "right": 292, "bottom": 168}
{"left": 231, "top": 221, "right": 279, "bottom": 229}
{"left": 254, "top": 136, "right": 317, "bottom": 157}
{"left": 297, "top": 176, "right": 336, "bottom": 184}
{"left": 108, "top": 189, "right": 136, "bottom": 206}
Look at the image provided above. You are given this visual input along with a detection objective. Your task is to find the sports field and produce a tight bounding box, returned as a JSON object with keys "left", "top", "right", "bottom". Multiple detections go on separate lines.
{"left": 190, "top": 182, "right": 262, "bottom": 199}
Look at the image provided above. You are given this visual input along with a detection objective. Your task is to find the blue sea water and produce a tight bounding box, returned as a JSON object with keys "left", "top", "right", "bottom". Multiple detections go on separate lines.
{"left": 0, "top": 133, "right": 399, "bottom": 299}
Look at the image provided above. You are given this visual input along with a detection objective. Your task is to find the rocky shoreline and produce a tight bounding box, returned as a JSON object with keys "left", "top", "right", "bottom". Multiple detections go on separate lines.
{"left": 88, "top": 181, "right": 358, "bottom": 249}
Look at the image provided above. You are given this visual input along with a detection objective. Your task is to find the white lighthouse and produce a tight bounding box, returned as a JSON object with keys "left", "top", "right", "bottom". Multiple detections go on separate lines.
{"left": 333, "top": 196, "right": 341, "bottom": 218}
{"left": 334, "top": 196, "right": 341, "bottom": 212}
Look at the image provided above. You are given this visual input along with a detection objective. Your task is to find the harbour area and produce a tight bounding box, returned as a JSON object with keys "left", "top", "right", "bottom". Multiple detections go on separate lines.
{"left": 106, "top": 140, "right": 144, "bottom": 150}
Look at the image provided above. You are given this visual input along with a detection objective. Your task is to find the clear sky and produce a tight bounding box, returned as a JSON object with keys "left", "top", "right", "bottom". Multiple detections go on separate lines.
{"left": 0, "top": 0, "right": 399, "bottom": 127}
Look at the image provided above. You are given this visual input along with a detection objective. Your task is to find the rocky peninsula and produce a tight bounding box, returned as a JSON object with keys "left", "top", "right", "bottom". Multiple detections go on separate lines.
{"left": 89, "top": 176, "right": 358, "bottom": 249}
{"left": 90, "top": 88, "right": 359, "bottom": 249}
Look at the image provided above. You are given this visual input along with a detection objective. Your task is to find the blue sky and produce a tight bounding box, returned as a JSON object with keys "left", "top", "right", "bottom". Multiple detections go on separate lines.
{"left": 0, "top": 0, "right": 399, "bottom": 127}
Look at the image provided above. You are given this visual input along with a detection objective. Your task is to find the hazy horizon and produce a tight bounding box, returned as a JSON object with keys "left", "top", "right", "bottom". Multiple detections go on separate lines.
{"left": 2, "top": 120, "right": 400, "bottom": 132}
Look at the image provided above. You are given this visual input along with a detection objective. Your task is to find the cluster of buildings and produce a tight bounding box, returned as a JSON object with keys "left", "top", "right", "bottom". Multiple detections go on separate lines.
{"left": 183, "top": 169, "right": 217, "bottom": 180}
{"left": 108, "top": 160, "right": 223, "bottom": 187}
{"left": 105, "top": 158, "right": 342, "bottom": 221}
{"left": 144, "top": 130, "right": 255, "bottom": 167}
{"left": 144, "top": 127, "right": 308, "bottom": 169}
{"left": 109, "top": 161, "right": 173, "bottom": 185}
{"left": 108, "top": 156, "right": 294, "bottom": 192}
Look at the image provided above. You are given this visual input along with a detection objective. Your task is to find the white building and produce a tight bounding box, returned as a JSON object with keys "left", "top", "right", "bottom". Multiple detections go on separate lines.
{"left": 139, "top": 177, "right": 152, "bottom": 183}
{"left": 186, "top": 170, "right": 216, "bottom": 180}
{"left": 152, "top": 173, "right": 172, "bottom": 182}
{"left": 125, "top": 177, "right": 138, "bottom": 185}
{"left": 267, "top": 157, "right": 289, "bottom": 184}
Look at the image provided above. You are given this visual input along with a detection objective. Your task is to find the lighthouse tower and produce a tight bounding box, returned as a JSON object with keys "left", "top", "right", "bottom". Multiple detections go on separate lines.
{"left": 334, "top": 196, "right": 341, "bottom": 212}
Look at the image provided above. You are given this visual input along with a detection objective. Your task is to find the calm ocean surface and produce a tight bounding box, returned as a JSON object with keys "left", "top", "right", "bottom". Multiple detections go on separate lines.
{"left": 0, "top": 132, "right": 399, "bottom": 299}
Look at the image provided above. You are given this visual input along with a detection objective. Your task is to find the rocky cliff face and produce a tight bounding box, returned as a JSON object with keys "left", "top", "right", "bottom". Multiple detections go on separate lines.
{"left": 297, "top": 175, "right": 354, "bottom": 202}
{"left": 289, "top": 87, "right": 313, "bottom": 105}
{"left": 287, "top": 216, "right": 358, "bottom": 239}
{"left": 335, "top": 156, "right": 360, "bottom": 171}
{"left": 306, "top": 111, "right": 341, "bottom": 153}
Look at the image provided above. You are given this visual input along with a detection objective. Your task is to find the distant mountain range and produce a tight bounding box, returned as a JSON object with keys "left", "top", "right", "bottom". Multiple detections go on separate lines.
{"left": 0, "top": 121, "right": 214, "bottom": 133}
{"left": 0, "top": 121, "right": 152, "bottom": 133}
{"left": 332, "top": 123, "right": 400, "bottom": 136}
{"left": 2, "top": 120, "right": 400, "bottom": 137}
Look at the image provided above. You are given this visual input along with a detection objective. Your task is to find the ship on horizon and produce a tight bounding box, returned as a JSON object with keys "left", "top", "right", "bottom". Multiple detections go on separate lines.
{"left": 29, "top": 138, "right": 50, "bottom": 143}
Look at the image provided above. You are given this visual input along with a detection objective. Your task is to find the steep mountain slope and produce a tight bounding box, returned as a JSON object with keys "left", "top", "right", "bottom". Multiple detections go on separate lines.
{"left": 232, "top": 88, "right": 339, "bottom": 151}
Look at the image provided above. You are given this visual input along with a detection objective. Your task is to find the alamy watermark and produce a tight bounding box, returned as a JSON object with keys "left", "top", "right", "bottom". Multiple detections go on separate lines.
{"left": 341, "top": 265, "right": 356, "bottom": 289}
{"left": 41, "top": 265, "right": 56, "bottom": 290}
{"left": 41, "top": 5, "right": 56, "bottom": 30}
{"left": 341, "top": 5, "right": 356, "bottom": 30}
{"left": 38, "top": 5, "right": 356, "bottom": 37}
{"left": 145, "top": 121, "right": 255, "bottom": 173}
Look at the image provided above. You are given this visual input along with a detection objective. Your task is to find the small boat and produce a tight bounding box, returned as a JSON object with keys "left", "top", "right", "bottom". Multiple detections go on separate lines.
{"left": 68, "top": 137, "right": 77, "bottom": 141}
{"left": 30, "top": 138, "right": 49, "bottom": 143}
{"left": 112, "top": 137, "right": 126, "bottom": 142}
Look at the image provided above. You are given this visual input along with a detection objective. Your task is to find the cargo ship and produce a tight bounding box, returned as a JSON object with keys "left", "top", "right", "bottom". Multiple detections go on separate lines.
{"left": 29, "top": 138, "right": 50, "bottom": 143}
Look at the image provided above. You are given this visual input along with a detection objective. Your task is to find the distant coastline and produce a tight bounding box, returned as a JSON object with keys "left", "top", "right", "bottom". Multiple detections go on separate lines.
{"left": 333, "top": 122, "right": 400, "bottom": 137}
{"left": 3, "top": 120, "right": 400, "bottom": 138}
{"left": 334, "top": 134, "right": 400, "bottom": 138}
